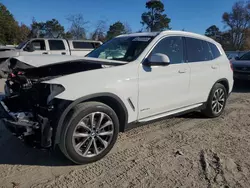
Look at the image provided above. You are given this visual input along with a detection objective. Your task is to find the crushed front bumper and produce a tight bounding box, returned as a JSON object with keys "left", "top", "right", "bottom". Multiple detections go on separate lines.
{"left": 0, "top": 95, "right": 53, "bottom": 148}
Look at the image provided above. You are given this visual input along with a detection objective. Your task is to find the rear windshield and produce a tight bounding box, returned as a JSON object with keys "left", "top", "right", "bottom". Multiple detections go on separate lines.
{"left": 87, "top": 36, "right": 155, "bottom": 62}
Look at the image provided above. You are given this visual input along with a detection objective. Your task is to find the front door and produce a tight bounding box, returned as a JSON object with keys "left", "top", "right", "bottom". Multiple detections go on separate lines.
{"left": 138, "top": 36, "right": 190, "bottom": 119}
{"left": 21, "top": 39, "right": 49, "bottom": 55}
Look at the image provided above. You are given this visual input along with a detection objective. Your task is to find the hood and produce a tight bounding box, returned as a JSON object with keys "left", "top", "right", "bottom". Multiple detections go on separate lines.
{"left": 7, "top": 55, "right": 126, "bottom": 81}
{"left": 0, "top": 49, "right": 20, "bottom": 59}
{"left": 0, "top": 46, "right": 15, "bottom": 51}
{"left": 13, "top": 55, "right": 126, "bottom": 68}
{"left": 231, "top": 60, "right": 250, "bottom": 67}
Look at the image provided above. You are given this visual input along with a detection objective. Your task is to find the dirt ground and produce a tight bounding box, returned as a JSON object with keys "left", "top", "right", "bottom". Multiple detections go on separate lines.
{"left": 1, "top": 82, "right": 250, "bottom": 188}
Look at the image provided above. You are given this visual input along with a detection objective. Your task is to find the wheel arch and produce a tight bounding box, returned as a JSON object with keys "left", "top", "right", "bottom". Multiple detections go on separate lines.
{"left": 206, "top": 78, "right": 229, "bottom": 102}
{"left": 215, "top": 78, "right": 229, "bottom": 94}
{"left": 53, "top": 93, "right": 128, "bottom": 146}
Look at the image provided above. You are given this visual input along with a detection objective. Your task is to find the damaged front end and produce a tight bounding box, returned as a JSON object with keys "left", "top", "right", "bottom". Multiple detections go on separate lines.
{"left": 0, "top": 56, "right": 122, "bottom": 149}
{"left": 0, "top": 58, "right": 70, "bottom": 148}
{"left": 1, "top": 76, "right": 65, "bottom": 148}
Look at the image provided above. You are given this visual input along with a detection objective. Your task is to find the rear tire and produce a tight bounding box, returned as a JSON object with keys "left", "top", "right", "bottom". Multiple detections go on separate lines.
{"left": 59, "top": 101, "right": 119, "bottom": 164}
{"left": 202, "top": 83, "right": 227, "bottom": 118}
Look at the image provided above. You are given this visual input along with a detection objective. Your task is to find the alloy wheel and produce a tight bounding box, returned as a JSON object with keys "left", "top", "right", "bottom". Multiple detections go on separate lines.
{"left": 72, "top": 112, "right": 114, "bottom": 158}
{"left": 211, "top": 88, "right": 225, "bottom": 114}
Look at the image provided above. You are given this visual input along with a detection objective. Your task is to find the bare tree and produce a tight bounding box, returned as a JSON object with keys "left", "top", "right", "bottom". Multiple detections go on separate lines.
{"left": 67, "top": 14, "right": 88, "bottom": 40}
{"left": 91, "top": 20, "right": 107, "bottom": 41}
{"left": 123, "top": 22, "right": 132, "bottom": 34}
{"left": 222, "top": 1, "right": 250, "bottom": 50}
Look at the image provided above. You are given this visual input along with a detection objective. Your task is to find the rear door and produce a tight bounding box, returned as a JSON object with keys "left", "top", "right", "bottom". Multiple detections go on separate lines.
{"left": 185, "top": 37, "right": 220, "bottom": 104}
{"left": 48, "top": 39, "right": 69, "bottom": 55}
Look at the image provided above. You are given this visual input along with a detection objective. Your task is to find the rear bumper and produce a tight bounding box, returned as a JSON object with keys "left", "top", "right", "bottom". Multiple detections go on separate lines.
{"left": 233, "top": 72, "right": 250, "bottom": 80}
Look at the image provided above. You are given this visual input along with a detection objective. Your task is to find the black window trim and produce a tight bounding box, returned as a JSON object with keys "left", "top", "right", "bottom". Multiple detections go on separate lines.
{"left": 142, "top": 35, "right": 185, "bottom": 65}
{"left": 182, "top": 37, "right": 188, "bottom": 63}
{"left": 48, "top": 40, "right": 66, "bottom": 51}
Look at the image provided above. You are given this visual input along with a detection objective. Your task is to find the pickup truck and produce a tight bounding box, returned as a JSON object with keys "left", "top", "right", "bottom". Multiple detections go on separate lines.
{"left": 0, "top": 38, "right": 102, "bottom": 77}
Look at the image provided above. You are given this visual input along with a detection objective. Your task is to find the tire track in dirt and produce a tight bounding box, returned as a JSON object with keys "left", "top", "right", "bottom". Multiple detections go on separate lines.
{"left": 31, "top": 130, "right": 185, "bottom": 188}
{"left": 31, "top": 138, "right": 162, "bottom": 188}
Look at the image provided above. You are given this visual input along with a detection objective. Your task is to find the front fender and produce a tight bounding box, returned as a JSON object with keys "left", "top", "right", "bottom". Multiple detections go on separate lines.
{"left": 53, "top": 93, "right": 129, "bottom": 146}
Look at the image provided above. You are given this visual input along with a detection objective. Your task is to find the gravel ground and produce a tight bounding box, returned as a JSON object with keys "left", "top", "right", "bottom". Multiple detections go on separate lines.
{"left": 1, "top": 81, "right": 250, "bottom": 188}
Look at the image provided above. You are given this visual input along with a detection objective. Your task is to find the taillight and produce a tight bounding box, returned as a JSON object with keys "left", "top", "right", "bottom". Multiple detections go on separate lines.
{"left": 9, "top": 73, "right": 16, "bottom": 78}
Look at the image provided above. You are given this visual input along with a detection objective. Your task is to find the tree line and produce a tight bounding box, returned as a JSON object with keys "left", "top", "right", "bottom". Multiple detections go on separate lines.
{"left": 205, "top": 1, "right": 250, "bottom": 51}
{"left": 3, "top": 0, "right": 249, "bottom": 51}
{"left": 0, "top": 0, "right": 170, "bottom": 45}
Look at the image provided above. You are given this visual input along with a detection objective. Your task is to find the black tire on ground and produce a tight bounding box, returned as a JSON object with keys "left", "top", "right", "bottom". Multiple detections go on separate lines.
{"left": 202, "top": 83, "right": 228, "bottom": 118}
{"left": 59, "top": 101, "right": 119, "bottom": 164}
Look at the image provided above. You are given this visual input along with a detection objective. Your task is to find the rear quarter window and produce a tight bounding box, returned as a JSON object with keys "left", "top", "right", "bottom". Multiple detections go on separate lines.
{"left": 208, "top": 42, "right": 221, "bottom": 59}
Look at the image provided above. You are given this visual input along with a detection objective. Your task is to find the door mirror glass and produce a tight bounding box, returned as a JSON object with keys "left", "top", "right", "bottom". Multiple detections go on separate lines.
{"left": 145, "top": 53, "right": 170, "bottom": 66}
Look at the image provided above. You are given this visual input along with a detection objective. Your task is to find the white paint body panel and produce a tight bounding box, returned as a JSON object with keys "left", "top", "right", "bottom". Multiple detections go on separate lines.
{"left": 138, "top": 63, "right": 190, "bottom": 119}
{"left": 22, "top": 30, "right": 232, "bottom": 124}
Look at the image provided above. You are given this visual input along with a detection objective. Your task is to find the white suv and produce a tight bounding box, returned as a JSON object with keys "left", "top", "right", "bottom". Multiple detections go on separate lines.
{"left": 0, "top": 31, "right": 233, "bottom": 164}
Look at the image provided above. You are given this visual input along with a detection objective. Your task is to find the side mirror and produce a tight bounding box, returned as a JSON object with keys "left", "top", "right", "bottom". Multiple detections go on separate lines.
{"left": 23, "top": 43, "right": 34, "bottom": 52}
{"left": 144, "top": 53, "right": 170, "bottom": 66}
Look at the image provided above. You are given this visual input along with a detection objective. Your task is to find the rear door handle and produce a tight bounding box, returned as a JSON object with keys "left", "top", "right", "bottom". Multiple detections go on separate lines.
{"left": 211, "top": 65, "right": 218, "bottom": 69}
{"left": 178, "top": 69, "right": 187, "bottom": 73}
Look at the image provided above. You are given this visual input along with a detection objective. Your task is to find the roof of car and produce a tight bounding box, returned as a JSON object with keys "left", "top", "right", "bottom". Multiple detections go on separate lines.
{"left": 118, "top": 30, "right": 218, "bottom": 44}
{"left": 29, "top": 38, "right": 102, "bottom": 43}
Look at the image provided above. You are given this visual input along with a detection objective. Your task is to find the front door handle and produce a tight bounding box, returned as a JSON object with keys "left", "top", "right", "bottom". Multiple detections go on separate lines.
{"left": 42, "top": 52, "right": 48, "bottom": 54}
{"left": 61, "top": 52, "right": 66, "bottom": 55}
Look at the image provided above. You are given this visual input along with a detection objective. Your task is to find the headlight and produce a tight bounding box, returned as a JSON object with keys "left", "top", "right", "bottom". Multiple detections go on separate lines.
{"left": 47, "top": 84, "right": 65, "bottom": 104}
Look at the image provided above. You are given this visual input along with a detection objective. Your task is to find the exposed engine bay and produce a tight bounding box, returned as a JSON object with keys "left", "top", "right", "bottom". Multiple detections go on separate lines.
{"left": 0, "top": 57, "right": 122, "bottom": 148}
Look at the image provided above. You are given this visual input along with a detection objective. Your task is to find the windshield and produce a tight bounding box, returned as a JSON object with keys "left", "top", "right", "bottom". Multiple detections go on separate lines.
{"left": 87, "top": 36, "right": 155, "bottom": 62}
{"left": 16, "top": 40, "right": 29, "bottom": 49}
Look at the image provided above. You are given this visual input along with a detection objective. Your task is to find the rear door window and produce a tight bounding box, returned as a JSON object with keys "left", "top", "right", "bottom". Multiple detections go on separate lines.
{"left": 202, "top": 41, "right": 213, "bottom": 61}
{"left": 150, "top": 36, "right": 184, "bottom": 64}
{"left": 48, "top": 40, "right": 65, "bottom": 50}
{"left": 73, "top": 42, "right": 94, "bottom": 49}
{"left": 186, "top": 37, "right": 213, "bottom": 62}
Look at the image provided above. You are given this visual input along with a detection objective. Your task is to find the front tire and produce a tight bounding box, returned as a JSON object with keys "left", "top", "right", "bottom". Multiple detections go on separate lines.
{"left": 59, "top": 102, "right": 119, "bottom": 164}
{"left": 202, "top": 83, "right": 227, "bottom": 118}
